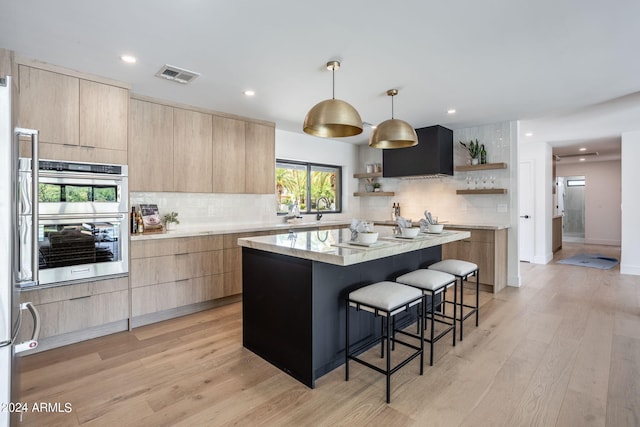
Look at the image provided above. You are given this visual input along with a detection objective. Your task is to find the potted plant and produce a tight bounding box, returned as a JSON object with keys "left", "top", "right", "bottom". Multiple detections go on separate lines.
{"left": 372, "top": 182, "right": 382, "bottom": 192}
{"left": 459, "top": 139, "right": 481, "bottom": 165}
{"left": 163, "top": 211, "right": 180, "bottom": 231}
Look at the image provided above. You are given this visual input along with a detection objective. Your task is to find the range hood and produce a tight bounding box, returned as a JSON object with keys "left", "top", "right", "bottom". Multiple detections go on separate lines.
{"left": 382, "top": 125, "right": 453, "bottom": 178}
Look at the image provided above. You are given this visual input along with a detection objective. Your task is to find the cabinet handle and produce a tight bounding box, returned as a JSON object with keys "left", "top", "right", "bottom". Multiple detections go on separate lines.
{"left": 70, "top": 295, "right": 91, "bottom": 301}
{"left": 175, "top": 278, "right": 189, "bottom": 283}
{"left": 175, "top": 252, "right": 189, "bottom": 256}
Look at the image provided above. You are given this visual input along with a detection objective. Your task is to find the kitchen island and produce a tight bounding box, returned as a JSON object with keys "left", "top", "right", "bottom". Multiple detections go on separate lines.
{"left": 238, "top": 228, "right": 470, "bottom": 387}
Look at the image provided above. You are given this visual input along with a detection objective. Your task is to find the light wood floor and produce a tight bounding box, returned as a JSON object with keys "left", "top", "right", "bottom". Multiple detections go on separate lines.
{"left": 17, "top": 243, "right": 640, "bottom": 426}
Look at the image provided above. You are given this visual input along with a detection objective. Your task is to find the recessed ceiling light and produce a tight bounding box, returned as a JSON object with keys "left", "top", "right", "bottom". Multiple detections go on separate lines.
{"left": 363, "top": 121, "right": 377, "bottom": 130}
{"left": 120, "top": 55, "right": 137, "bottom": 64}
{"left": 243, "top": 90, "right": 255, "bottom": 96}
{"left": 579, "top": 147, "right": 587, "bottom": 151}
{"left": 579, "top": 158, "right": 586, "bottom": 161}
{"left": 525, "top": 132, "right": 533, "bottom": 137}
{"left": 447, "top": 109, "right": 456, "bottom": 114}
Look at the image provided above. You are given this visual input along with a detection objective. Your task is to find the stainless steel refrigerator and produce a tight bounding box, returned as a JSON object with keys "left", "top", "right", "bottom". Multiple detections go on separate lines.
{"left": 1, "top": 76, "right": 41, "bottom": 426}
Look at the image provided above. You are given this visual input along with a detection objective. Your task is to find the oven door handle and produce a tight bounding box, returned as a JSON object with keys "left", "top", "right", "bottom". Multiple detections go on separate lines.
{"left": 39, "top": 213, "right": 126, "bottom": 221}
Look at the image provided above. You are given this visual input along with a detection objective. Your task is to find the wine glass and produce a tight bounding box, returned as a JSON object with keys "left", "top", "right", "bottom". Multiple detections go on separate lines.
{"left": 490, "top": 175, "right": 496, "bottom": 188}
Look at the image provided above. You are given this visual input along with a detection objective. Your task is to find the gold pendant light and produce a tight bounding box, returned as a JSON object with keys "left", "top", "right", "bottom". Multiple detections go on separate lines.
{"left": 369, "top": 89, "right": 418, "bottom": 149}
{"left": 303, "top": 61, "right": 363, "bottom": 138}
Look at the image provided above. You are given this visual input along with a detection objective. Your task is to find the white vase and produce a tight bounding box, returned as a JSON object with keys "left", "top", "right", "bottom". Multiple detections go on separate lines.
{"left": 166, "top": 222, "right": 176, "bottom": 231}
{"left": 471, "top": 158, "right": 479, "bottom": 165}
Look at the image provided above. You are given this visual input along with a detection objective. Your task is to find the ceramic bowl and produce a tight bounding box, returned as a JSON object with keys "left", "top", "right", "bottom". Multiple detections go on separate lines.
{"left": 400, "top": 227, "right": 420, "bottom": 238}
{"left": 427, "top": 224, "right": 444, "bottom": 233}
{"left": 357, "top": 231, "right": 379, "bottom": 244}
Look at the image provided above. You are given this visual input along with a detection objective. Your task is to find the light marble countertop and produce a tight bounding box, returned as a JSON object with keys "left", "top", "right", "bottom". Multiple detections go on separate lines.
{"left": 237, "top": 228, "right": 470, "bottom": 266}
{"left": 373, "top": 220, "right": 509, "bottom": 230}
{"left": 129, "top": 219, "right": 352, "bottom": 241}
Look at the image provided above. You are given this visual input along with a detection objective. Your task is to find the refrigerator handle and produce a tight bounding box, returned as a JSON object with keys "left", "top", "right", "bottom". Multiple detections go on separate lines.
{"left": 14, "top": 302, "right": 40, "bottom": 353}
{"left": 15, "top": 128, "right": 39, "bottom": 285}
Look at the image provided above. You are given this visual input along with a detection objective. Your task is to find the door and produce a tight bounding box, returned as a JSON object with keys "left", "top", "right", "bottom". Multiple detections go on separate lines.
{"left": 561, "top": 175, "right": 586, "bottom": 242}
{"left": 519, "top": 159, "right": 534, "bottom": 262}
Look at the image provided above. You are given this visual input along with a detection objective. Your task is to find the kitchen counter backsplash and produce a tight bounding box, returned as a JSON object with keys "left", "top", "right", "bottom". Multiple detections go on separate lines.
{"left": 358, "top": 121, "right": 516, "bottom": 227}
{"left": 129, "top": 191, "right": 356, "bottom": 231}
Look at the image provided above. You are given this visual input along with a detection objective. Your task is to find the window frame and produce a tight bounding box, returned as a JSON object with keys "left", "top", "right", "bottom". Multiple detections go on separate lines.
{"left": 276, "top": 159, "right": 343, "bottom": 215}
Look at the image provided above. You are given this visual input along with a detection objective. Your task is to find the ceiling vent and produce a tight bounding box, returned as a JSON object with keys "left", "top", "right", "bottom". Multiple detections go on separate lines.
{"left": 155, "top": 64, "right": 200, "bottom": 84}
{"left": 556, "top": 152, "right": 599, "bottom": 160}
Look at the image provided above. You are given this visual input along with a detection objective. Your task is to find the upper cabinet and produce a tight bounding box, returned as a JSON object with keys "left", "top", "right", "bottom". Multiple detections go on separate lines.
{"left": 212, "top": 116, "right": 246, "bottom": 193}
{"left": 19, "top": 65, "right": 79, "bottom": 146}
{"left": 129, "top": 97, "right": 275, "bottom": 195}
{"left": 17, "top": 63, "right": 129, "bottom": 164}
{"left": 173, "top": 108, "right": 213, "bottom": 193}
{"left": 245, "top": 121, "right": 275, "bottom": 194}
{"left": 79, "top": 79, "right": 128, "bottom": 151}
{"left": 128, "top": 99, "right": 174, "bottom": 192}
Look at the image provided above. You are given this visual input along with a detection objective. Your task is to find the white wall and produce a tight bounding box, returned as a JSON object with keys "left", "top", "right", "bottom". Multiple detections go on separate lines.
{"left": 519, "top": 142, "right": 554, "bottom": 264}
{"left": 358, "top": 121, "right": 521, "bottom": 287}
{"left": 132, "top": 129, "right": 360, "bottom": 226}
{"left": 556, "top": 159, "right": 621, "bottom": 246}
{"left": 275, "top": 129, "right": 360, "bottom": 221}
{"left": 621, "top": 131, "right": 640, "bottom": 275}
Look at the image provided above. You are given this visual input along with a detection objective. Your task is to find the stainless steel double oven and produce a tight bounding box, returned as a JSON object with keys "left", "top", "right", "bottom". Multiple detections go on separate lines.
{"left": 18, "top": 158, "right": 129, "bottom": 287}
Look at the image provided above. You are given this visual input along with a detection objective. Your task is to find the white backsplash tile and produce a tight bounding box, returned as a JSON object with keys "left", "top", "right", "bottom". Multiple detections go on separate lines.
{"left": 130, "top": 192, "right": 280, "bottom": 226}
{"left": 358, "top": 121, "right": 516, "bottom": 227}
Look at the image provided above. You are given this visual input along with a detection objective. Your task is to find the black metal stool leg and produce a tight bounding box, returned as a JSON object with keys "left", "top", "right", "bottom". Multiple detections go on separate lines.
{"left": 475, "top": 269, "right": 480, "bottom": 326}
{"left": 345, "top": 299, "right": 350, "bottom": 381}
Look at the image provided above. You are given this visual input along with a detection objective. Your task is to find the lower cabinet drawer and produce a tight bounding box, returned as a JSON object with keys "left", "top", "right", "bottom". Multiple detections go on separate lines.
{"left": 19, "top": 289, "right": 129, "bottom": 340}
{"left": 131, "top": 274, "right": 224, "bottom": 317}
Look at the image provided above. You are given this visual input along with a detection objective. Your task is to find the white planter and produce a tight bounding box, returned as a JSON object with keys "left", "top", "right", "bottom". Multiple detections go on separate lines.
{"left": 471, "top": 158, "right": 479, "bottom": 165}
{"left": 165, "top": 222, "right": 177, "bottom": 231}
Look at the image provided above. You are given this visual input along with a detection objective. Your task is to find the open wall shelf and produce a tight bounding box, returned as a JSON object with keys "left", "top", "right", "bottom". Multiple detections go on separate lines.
{"left": 455, "top": 162, "right": 507, "bottom": 172}
{"left": 456, "top": 189, "right": 507, "bottom": 195}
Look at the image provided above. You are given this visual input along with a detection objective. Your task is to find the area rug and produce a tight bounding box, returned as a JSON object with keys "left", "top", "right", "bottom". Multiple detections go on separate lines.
{"left": 557, "top": 253, "right": 619, "bottom": 270}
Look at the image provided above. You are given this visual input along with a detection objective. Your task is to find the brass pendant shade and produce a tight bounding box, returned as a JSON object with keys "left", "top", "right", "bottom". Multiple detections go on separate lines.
{"left": 369, "top": 89, "right": 418, "bottom": 149}
{"left": 303, "top": 61, "right": 363, "bottom": 138}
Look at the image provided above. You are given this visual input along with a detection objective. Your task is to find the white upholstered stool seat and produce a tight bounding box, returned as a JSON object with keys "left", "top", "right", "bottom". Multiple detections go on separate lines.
{"left": 396, "top": 269, "right": 457, "bottom": 366}
{"left": 428, "top": 259, "right": 480, "bottom": 341}
{"left": 427, "top": 259, "right": 477, "bottom": 277}
{"left": 349, "top": 281, "right": 422, "bottom": 316}
{"left": 346, "top": 281, "right": 424, "bottom": 403}
{"left": 395, "top": 269, "right": 456, "bottom": 292}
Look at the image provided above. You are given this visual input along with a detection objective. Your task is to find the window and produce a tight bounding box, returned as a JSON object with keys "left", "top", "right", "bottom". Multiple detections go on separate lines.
{"left": 276, "top": 160, "right": 342, "bottom": 215}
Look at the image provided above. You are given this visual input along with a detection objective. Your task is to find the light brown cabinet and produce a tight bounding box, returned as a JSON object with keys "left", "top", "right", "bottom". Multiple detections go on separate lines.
{"left": 18, "top": 277, "right": 129, "bottom": 352}
{"left": 129, "top": 98, "right": 275, "bottom": 194}
{"left": 173, "top": 108, "right": 213, "bottom": 192}
{"left": 79, "top": 79, "right": 128, "bottom": 151}
{"left": 18, "top": 65, "right": 79, "bottom": 146}
{"left": 245, "top": 121, "right": 275, "bottom": 194}
{"left": 212, "top": 116, "right": 246, "bottom": 193}
{"left": 18, "top": 64, "right": 129, "bottom": 164}
{"left": 441, "top": 227, "right": 508, "bottom": 293}
{"left": 128, "top": 99, "right": 174, "bottom": 191}
{"left": 130, "top": 236, "right": 226, "bottom": 325}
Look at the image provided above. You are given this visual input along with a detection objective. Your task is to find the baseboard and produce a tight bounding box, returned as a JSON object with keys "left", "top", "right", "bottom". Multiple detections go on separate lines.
{"left": 17, "top": 320, "right": 129, "bottom": 355}
{"left": 508, "top": 274, "right": 521, "bottom": 287}
{"left": 620, "top": 263, "right": 640, "bottom": 276}
{"left": 131, "top": 295, "right": 242, "bottom": 328}
{"left": 584, "top": 238, "right": 621, "bottom": 246}
{"left": 533, "top": 252, "right": 554, "bottom": 265}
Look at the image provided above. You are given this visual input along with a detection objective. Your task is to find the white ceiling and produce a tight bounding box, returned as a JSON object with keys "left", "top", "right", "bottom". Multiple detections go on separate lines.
{"left": 2, "top": 1, "right": 639, "bottom": 158}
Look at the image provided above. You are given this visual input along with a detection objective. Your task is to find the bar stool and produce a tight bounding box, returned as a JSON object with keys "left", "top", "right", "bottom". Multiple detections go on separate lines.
{"left": 428, "top": 260, "right": 479, "bottom": 341}
{"left": 345, "top": 281, "right": 424, "bottom": 403}
{"left": 395, "top": 269, "right": 457, "bottom": 366}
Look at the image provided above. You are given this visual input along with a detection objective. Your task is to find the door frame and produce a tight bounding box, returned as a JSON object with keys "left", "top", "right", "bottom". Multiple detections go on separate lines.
{"left": 518, "top": 159, "right": 535, "bottom": 262}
